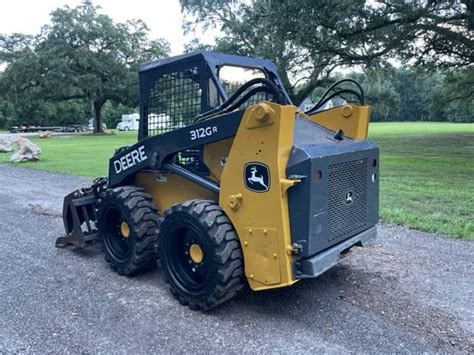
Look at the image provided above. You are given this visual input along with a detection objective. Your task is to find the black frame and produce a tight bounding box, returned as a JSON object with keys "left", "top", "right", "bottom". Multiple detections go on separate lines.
{"left": 108, "top": 109, "right": 245, "bottom": 187}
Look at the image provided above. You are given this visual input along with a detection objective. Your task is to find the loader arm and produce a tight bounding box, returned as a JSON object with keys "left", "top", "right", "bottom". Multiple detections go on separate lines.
{"left": 107, "top": 109, "right": 245, "bottom": 188}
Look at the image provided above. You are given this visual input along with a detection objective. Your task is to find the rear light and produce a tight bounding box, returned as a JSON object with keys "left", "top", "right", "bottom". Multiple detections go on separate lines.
{"left": 314, "top": 170, "right": 322, "bottom": 181}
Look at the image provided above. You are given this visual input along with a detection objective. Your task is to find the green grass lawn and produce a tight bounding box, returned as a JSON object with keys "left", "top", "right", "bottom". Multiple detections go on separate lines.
{"left": 0, "top": 131, "right": 137, "bottom": 177}
{"left": 369, "top": 122, "right": 473, "bottom": 239}
{"left": 1, "top": 123, "right": 473, "bottom": 239}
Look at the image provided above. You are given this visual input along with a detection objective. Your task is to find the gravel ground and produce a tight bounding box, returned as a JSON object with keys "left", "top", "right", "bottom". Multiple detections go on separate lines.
{"left": 0, "top": 165, "right": 473, "bottom": 353}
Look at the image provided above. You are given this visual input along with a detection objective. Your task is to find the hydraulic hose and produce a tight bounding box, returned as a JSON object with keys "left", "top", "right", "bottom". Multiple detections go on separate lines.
{"left": 222, "top": 86, "right": 274, "bottom": 113}
{"left": 221, "top": 77, "right": 285, "bottom": 109}
{"left": 194, "top": 77, "right": 286, "bottom": 122}
{"left": 306, "top": 89, "right": 363, "bottom": 114}
{"left": 305, "top": 78, "right": 365, "bottom": 114}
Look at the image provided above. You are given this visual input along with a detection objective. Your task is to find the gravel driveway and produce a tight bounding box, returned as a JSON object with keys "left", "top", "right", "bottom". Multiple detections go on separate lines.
{"left": 0, "top": 165, "right": 472, "bottom": 353}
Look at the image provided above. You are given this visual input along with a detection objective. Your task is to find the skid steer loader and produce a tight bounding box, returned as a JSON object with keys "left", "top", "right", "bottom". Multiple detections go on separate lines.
{"left": 58, "top": 52, "right": 379, "bottom": 311}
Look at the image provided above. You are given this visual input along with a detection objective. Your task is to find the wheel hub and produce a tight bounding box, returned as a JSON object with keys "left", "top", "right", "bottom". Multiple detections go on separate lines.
{"left": 120, "top": 221, "right": 130, "bottom": 238}
{"left": 189, "top": 243, "right": 203, "bottom": 264}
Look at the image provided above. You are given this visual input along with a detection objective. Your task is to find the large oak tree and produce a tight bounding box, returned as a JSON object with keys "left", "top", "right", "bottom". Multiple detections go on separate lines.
{"left": 181, "top": 0, "right": 473, "bottom": 105}
{"left": 0, "top": 1, "right": 169, "bottom": 132}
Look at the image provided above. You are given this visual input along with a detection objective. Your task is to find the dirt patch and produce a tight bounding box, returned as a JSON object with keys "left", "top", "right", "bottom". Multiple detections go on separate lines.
{"left": 29, "top": 203, "right": 62, "bottom": 217}
{"left": 335, "top": 260, "right": 473, "bottom": 352}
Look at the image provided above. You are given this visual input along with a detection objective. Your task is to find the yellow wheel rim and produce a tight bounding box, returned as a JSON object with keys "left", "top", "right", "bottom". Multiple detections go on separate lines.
{"left": 120, "top": 221, "right": 130, "bottom": 238}
{"left": 189, "top": 244, "right": 204, "bottom": 263}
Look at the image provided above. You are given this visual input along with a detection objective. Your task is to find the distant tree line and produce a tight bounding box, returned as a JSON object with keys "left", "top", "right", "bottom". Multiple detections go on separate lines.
{"left": 0, "top": 0, "right": 472, "bottom": 130}
{"left": 0, "top": 95, "right": 136, "bottom": 129}
{"left": 346, "top": 66, "right": 472, "bottom": 122}
{"left": 1, "top": 64, "right": 471, "bottom": 129}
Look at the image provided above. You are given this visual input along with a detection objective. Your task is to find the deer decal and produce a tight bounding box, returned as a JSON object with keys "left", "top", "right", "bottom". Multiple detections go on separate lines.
{"left": 247, "top": 166, "right": 268, "bottom": 190}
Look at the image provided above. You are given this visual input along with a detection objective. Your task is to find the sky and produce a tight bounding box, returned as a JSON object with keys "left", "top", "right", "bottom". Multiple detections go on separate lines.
{"left": 0, "top": 0, "right": 218, "bottom": 54}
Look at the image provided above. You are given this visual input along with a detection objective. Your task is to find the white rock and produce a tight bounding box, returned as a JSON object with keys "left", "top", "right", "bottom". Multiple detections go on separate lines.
{"left": 39, "top": 130, "right": 53, "bottom": 138}
{"left": 10, "top": 137, "right": 42, "bottom": 163}
{"left": 0, "top": 136, "right": 14, "bottom": 153}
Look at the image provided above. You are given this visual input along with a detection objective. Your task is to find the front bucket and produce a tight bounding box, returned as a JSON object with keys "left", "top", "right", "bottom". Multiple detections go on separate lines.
{"left": 56, "top": 188, "right": 99, "bottom": 248}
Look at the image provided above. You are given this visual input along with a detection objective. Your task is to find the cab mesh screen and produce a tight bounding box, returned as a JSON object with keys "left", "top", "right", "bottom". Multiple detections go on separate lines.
{"left": 144, "top": 67, "right": 201, "bottom": 137}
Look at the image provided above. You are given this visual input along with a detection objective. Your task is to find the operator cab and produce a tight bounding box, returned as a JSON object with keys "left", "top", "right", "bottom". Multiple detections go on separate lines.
{"left": 138, "top": 51, "right": 291, "bottom": 139}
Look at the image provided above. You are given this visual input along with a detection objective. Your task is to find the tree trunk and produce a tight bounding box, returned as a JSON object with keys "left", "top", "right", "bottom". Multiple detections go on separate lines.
{"left": 91, "top": 100, "right": 105, "bottom": 133}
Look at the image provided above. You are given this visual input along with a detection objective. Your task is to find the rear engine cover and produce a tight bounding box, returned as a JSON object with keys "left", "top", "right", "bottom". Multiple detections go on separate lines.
{"left": 287, "top": 117, "right": 379, "bottom": 258}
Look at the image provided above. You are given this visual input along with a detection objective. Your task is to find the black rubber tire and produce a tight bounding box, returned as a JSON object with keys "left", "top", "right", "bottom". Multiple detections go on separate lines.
{"left": 97, "top": 186, "right": 160, "bottom": 275}
{"left": 159, "top": 199, "right": 245, "bottom": 311}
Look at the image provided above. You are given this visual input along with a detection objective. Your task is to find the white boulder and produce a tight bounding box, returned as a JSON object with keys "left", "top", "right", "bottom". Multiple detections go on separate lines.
{"left": 39, "top": 130, "right": 53, "bottom": 138}
{"left": 10, "top": 137, "right": 42, "bottom": 163}
{"left": 0, "top": 136, "right": 14, "bottom": 153}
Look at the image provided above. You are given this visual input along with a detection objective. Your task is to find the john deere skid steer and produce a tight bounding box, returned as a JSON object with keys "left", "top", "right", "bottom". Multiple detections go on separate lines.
{"left": 58, "top": 52, "right": 379, "bottom": 310}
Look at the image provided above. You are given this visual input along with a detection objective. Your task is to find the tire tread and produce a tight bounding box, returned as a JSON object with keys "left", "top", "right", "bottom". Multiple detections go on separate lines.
{"left": 159, "top": 199, "right": 244, "bottom": 311}
{"left": 98, "top": 186, "right": 160, "bottom": 275}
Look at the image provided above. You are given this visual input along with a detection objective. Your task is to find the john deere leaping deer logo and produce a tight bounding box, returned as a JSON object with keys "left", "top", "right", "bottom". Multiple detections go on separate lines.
{"left": 244, "top": 162, "right": 270, "bottom": 192}
{"left": 248, "top": 167, "right": 268, "bottom": 189}
{"left": 345, "top": 190, "right": 354, "bottom": 205}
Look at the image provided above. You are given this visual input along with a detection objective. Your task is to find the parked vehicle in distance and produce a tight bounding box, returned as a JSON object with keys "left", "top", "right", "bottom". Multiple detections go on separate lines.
{"left": 116, "top": 113, "right": 140, "bottom": 131}
{"left": 88, "top": 118, "right": 107, "bottom": 131}
{"left": 62, "top": 125, "right": 88, "bottom": 133}
{"left": 114, "top": 113, "right": 181, "bottom": 132}
{"left": 9, "top": 123, "right": 88, "bottom": 133}
{"left": 9, "top": 123, "right": 37, "bottom": 133}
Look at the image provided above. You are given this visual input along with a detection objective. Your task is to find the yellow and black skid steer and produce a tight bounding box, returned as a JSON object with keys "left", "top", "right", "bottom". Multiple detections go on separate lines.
{"left": 59, "top": 52, "right": 379, "bottom": 310}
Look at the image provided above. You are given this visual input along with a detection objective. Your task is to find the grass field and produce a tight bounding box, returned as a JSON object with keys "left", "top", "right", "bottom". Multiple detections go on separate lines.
{"left": 368, "top": 123, "right": 473, "bottom": 239}
{"left": 0, "top": 132, "right": 135, "bottom": 177}
{"left": 1, "top": 122, "right": 473, "bottom": 239}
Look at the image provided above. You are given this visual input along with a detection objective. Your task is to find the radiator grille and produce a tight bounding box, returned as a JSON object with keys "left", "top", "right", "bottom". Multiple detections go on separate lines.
{"left": 327, "top": 158, "right": 368, "bottom": 242}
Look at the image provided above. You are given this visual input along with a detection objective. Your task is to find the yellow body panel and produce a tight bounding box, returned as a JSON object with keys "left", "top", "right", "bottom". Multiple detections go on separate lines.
{"left": 135, "top": 102, "right": 300, "bottom": 291}
{"left": 203, "top": 138, "right": 234, "bottom": 181}
{"left": 306, "top": 104, "right": 371, "bottom": 140}
{"left": 242, "top": 227, "right": 280, "bottom": 285}
{"left": 219, "top": 102, "right": 298, "bottom": 291}
{"left": 135, "top": 172, "right": 217, "bottom": 214}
